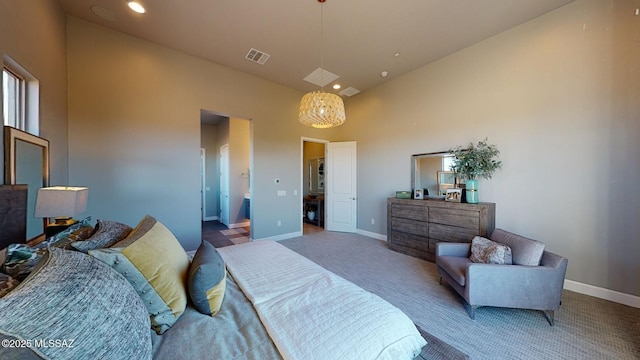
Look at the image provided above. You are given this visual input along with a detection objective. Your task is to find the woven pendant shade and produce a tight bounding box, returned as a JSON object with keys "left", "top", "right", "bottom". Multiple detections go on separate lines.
{"left": 299, "top": 91, "right": 346, "bottom": 128}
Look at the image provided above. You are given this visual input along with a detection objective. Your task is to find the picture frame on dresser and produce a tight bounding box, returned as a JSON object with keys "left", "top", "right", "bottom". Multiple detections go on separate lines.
{"left": 414, "top": 189, "right": 423, "bottom": 199}
{"left": 445, "top": 188, "right": 462, "bottom": 202}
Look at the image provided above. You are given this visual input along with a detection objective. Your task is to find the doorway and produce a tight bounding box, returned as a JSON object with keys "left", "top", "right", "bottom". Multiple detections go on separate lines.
{"left": 301, "top": 138, "right": 358, "bottom": 234}
{"left": 201, "top": 111, "right": 251, "bottom": 237}
{"left": 302, "top": 138, "right": 327, "bottom": 234}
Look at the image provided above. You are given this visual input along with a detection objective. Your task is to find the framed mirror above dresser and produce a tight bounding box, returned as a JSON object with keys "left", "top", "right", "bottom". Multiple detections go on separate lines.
{"left": 411, "top": 151, "right": 461, "bottom": 197}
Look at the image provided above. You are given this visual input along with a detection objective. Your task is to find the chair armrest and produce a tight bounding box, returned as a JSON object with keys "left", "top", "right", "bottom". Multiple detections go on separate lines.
{"left": 435, "top": 242, "right": 470, "bottom": 257}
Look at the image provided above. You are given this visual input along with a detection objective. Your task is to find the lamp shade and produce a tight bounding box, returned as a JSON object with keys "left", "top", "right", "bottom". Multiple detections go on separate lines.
{"left": 299, "top": 91, "right": 346, "bottom": 128}
{"left": 34, "top": 186, "right": 89, "bottom": 218}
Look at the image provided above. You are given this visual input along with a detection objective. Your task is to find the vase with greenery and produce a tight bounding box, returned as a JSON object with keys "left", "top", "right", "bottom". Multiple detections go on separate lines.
{"left": 449, "top": 138, "right": 502, "bottom": 204}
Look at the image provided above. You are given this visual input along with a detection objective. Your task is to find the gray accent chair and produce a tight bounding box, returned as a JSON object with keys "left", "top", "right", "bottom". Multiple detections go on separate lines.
{"left": 436, "top": 228, "right": 568, "bottom": 325}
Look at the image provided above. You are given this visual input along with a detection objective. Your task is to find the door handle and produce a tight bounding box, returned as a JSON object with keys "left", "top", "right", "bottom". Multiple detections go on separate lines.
{"left": 349, "top": 197, "right": 356, "bottom": 200}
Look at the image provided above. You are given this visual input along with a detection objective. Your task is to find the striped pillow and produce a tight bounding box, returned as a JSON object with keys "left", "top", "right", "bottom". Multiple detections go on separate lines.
{"left": 0, "top": 248, "right": 152, "bottom": 360}
{"left": 89, "top": 215, "right": 190, "bottom": 334}
{"left": 188, "top": 241, "right": 227, "bottom": 316}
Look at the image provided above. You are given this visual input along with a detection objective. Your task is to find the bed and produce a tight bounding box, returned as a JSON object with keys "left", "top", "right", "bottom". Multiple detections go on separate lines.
{"left": 0, "top": 186, "right": 427, "bottom": 359}
{"left": 153, "top": 240, "right": 427, "bottom": 359}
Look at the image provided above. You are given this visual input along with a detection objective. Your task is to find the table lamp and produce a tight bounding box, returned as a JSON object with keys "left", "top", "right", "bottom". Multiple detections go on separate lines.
{"left": 35, "top": 186, "right": 88, "bottom": 237}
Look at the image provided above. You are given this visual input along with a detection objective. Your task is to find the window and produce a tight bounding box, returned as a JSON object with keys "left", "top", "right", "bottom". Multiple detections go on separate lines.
{"left": 2, "top": 67, "right": 25, "bottom": 130}
{"left": 2, "top": 57, "right": 39, "bottom": 135}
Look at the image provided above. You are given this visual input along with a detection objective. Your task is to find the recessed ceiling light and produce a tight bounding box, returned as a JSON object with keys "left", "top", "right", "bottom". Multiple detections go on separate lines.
{"left": 332, "top": 84, "right": 341, "bottom": 90}
{"left": 127, "top": 1, "right": 146, "bottom": 14}
{"left": 380, "top": 71, "right": 389, "bottom": 78}
{"left": 394, "top": 52, "right": 401, "bottom": 57}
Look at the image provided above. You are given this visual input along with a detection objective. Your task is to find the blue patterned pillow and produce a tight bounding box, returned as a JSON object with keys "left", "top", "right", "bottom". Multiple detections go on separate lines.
{"left": 2, "top": 217, "right": 92, "bottom": 281}
{"left": 0, "top": 248, "right": 152, "bottom": 360}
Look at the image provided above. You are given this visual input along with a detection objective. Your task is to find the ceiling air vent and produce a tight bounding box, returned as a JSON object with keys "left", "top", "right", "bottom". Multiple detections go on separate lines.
{"left": 245, "top": 48, "right": 271, "bottom": 65}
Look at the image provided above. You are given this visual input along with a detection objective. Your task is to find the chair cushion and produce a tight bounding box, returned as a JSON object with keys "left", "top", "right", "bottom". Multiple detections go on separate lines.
{"left": 437, "top": 256, "right": 472, "bottom": 286}
{"left": 89, "top": 215, "right": 190, "bottom": 334}
{"left": 0, "top": 248, "right": 152, "bottom": 360}
{"left": 469, "top": 236, "right": 512, "bottom": 265}
{"left": 188, "top": 241, "right": 227, "bottom": 316}
{"left": 490, "top": 228, "right": 545, "bottom": 266}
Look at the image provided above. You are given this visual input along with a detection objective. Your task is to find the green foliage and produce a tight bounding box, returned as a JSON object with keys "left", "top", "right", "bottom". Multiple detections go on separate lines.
{"left": 449, "top": 138, "right": 502, "bottom": 180}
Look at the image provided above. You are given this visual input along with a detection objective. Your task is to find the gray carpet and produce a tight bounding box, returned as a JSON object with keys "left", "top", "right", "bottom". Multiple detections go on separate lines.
{"left": 280, "top": 232, "right": 640, "bottom": 360}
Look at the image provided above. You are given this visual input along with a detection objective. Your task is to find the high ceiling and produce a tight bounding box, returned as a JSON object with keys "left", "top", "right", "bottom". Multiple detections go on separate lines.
{"left": 56, "top": 0, "right": 574, "bottom": 97}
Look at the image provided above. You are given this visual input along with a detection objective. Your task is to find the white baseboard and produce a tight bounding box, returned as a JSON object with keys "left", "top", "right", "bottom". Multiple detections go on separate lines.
{"left": 229, "top": 221, "right": 250, "bottom": 229}
{"left": 203, "top": 216, "right": 218, "bottom": 221}
{"left": 254, "top": 231, "right": 302, "bottom": 242}
{"left": 564, "top": 280, "right": 640, "bottom": 308}
{"left": 357, "top": 229, "right": 387, "bottom": 241}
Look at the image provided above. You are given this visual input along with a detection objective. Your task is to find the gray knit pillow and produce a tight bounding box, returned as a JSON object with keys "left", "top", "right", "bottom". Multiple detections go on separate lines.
{"left": 71, "top": 220, "right": 132, "bottom": 253}
{"left": 0, "top": 248, "right": 152, "bottom": 360}
{"left": 469, "top": 236, "right": 513, "bottom": 265}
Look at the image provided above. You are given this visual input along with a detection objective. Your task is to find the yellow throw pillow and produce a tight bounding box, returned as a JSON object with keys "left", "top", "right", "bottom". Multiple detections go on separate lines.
{"left": 89, "top": 215, "right": 189, "bottom": 334}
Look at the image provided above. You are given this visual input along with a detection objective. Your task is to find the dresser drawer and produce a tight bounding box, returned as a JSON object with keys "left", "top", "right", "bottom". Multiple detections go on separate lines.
{"left": 388, "top": 231, "right": 429, "bottom": 253}
{"left": 391, "top": 217, "right": 428, "bottom": 237}
{"left": 429, "top": 208, "right": 479, "bottom": 229}
{"left": 429, "top": 223, "right": 479, "bottom": 243}
{"left": 391, "top": 203, "right": 428, "bottom": 221}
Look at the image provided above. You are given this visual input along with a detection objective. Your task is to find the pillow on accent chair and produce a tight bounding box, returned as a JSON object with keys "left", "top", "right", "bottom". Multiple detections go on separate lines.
{"left": 188, "top": 241, "right": 227, "bottom": 316}
{"left": 89, "top": 215, "right": 190, "bottom": 334}
{"left": 469, "top": 236, "right": 513, "bottom": 265}
{"left": 71, "top": 219, "right": 132, "bottom": 253}
{"left": 0, "top": 248, "right": 152, "bottom": 360}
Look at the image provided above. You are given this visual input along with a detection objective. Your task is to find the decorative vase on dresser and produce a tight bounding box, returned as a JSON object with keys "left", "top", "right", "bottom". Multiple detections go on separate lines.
{"left": 465, "top": 179, "right": 479, "bottom": 204}
{"left": 387, "top": 198, "right": 495, "bottom": 262}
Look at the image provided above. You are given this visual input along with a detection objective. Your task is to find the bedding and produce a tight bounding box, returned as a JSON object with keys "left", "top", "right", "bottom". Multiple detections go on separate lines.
{"left": 218, "top": 240, "right": 427, "bottom": 360}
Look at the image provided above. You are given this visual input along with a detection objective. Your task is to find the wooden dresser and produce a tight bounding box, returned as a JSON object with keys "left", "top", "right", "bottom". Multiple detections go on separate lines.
{"left": 387, "top": 198, "right": 495, "bottom": 262}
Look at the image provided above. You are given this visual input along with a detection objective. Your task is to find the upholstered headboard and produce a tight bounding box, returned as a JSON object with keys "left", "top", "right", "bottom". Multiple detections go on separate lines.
{"left": 0, "top": 184, "right": 27, "bottom": 251}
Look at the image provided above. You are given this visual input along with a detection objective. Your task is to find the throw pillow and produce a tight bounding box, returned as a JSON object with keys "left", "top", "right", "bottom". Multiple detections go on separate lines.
{"left": 1, "top": 217, "right": 93, "bottom": 281}
{"left": 89, "top": 215, "right": 190, "bottom": 334}
{"left": 188, "top": 241, "right": 227, "bottom": 316}
{"left": 469, "top": 236, "right": 513, "bottom": 265}
{"left": 71, "top": 220, "right": 132, "bottom": 253}
{"left": 0, "top": 248, "right": 152, "bottom": 360}
{"left": 39, "top": 216, "right": 94, "bottom": 249}
{"left": 0, "top": 272, "right": 19, "bottom": 298}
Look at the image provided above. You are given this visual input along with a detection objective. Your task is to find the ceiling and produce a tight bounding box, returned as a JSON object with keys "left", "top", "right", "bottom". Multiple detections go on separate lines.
{"left": 56, "top": 0, "right": 574, "bottom": 97}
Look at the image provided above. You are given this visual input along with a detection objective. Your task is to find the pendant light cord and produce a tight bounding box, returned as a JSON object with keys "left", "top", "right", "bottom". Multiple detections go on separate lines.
{"left": 319, "top": 1, "right": 325, "bottom": 92}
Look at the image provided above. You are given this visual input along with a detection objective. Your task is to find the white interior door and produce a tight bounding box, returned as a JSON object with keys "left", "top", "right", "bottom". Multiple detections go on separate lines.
{"left": 220, "top": 144, "right": 230, "bottom": 227}
{"left": 326, "top": 141, "right": 357, "bottom": 233}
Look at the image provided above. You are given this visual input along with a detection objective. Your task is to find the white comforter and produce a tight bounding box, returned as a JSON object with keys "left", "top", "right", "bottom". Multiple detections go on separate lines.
{"left": 218, "top": 240, "right": 426, "bottom": 360}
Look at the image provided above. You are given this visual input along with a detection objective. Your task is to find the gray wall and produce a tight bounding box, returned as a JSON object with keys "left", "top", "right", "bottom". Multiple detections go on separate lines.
{"left": 66, "top": 17, "right": 333, "bottom": 250}
{"left": 201, "top": 123, "right": 220, "bottom": 220}
{"left": 342, "top": 0, "right": 639, "bottom": 297}
{"left": 0, "top": 0, "right": 68, "bottom": 186}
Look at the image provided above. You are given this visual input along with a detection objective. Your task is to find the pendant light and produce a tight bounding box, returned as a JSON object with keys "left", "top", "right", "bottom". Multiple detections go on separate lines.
{"left": 298, "top": 0, "right": 346, "bottom": 128}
